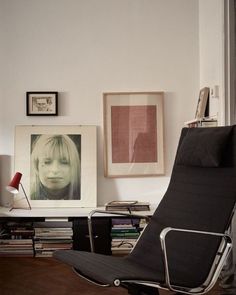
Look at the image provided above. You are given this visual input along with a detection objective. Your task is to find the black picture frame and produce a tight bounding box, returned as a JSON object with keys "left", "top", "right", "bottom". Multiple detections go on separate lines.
{"left": 26, "top": 92, "right": 58, "bottom": 116}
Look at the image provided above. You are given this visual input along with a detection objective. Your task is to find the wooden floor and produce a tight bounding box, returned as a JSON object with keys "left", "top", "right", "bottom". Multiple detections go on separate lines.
{"left": 0, "top": 257, "right": 222, "bottom": 295}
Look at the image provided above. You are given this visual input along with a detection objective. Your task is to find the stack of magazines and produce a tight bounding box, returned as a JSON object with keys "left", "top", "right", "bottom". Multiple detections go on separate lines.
{"left": 105, "top": 200, "right": 150, "bottom": 212}
{"left": 33, "top": 220, "right": 73, "bottom": 257}
{"left": 111, "top": 218, "right": 141, "bottom": 255}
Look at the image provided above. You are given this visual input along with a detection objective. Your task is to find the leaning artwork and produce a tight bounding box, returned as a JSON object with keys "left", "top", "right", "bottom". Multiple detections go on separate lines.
{"left": 103, "top": 92, "right": 165, "bottom": 177}
{"left": 14, "top": 125, "right": 97, "bottom": 208}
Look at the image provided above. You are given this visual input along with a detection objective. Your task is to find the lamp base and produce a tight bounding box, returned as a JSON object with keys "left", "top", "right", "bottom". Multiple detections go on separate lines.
{"left": 9, "top": 183, "right": 32, "bottom": 212}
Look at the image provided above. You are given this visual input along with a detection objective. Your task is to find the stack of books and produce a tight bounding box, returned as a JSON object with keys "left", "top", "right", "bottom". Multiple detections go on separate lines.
{"left": 199, "top": 118, "right": 218, "bottom": 127}
{"left": 105, "top": 201, "right": 150, "bottom": 212}
{"left": 0, "top": 239, "right": 34, "bottom": 257}
{"left": 33, "top": 220, "right": 73, "bottom": 257}
{"left": 184, "top": 117, "right": 218, "bottom": 128}
{"left": 111, "top": 218, "right": 147, "bottom": 256}
{"left": 0, "top": 221, "right": 34, "bottom": 257}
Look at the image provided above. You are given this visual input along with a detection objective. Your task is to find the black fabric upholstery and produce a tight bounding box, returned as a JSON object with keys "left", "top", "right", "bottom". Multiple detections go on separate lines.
{"left": 176, "top": 126, "right": 233, "bottom": 167}
{"left": 54, "top": 126, "right": 236, "bottom": 291}
{"left": 54, "top": 251, "right": 164, "bottom": 285}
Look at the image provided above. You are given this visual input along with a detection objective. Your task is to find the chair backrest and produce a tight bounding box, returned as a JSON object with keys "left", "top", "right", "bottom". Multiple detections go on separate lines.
{"left": 129, "top": 126, "right": 236, "bottom": 289}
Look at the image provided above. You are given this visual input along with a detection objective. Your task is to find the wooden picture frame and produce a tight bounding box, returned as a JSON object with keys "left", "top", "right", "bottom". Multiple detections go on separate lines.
{"left": 26, "top": 92, "right": 58, "bottom": 116}
{"left": 14, "top": 125, "right": 97, "bottom": 208}
{"left": 103, "top": 92, "right": 165, "bottom": 177}
{"left": 195, "top": 87, "right": 210, "bottom": 119}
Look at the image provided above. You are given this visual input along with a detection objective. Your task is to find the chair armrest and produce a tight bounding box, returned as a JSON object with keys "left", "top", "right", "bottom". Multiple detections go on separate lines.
{"left": 87, "top": 209, "right": 150, "bottom": 253}
{"left": 159, "top": 227, "right": 232, "bottom": 293}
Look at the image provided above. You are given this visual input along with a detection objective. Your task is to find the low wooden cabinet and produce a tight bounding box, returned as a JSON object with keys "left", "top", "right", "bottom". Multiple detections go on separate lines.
{"left": 73, "top": 217, "right": 111, "bottom": 255}
{"left": 0, "top": 207, "right": 153, "bottom": 257}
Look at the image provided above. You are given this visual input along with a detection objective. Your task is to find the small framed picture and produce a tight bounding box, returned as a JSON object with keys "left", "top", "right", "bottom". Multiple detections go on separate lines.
{"left": 26, "top": 92, "right": 58, "bottom": 116}
{"left": 195, "top": 87, "right": 210, "bottom": 119}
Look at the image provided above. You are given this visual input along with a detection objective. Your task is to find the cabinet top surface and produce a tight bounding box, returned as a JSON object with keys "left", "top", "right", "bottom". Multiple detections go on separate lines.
{"left": 0, "top": 206, "right": 156, "bottom": 218}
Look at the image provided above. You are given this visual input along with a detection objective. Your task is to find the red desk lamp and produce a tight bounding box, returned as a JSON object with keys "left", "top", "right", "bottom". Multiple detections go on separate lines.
{"left": 6, "top": 172, "right": 31, "bottom": 211}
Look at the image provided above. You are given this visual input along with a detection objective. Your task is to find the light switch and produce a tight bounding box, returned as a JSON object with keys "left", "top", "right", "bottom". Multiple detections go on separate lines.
{"left": 210, "top": 85, "right": 219, "bottom": 98}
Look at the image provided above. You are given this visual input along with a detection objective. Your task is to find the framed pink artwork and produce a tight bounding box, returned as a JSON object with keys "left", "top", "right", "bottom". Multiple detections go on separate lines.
{"left": 103, "top": 92, "right": 164, "bottom": 177}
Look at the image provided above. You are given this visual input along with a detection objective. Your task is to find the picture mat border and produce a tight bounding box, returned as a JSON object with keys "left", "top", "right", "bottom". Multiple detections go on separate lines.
{"left": 14, "top": 125, "right": 97, "bottom": 208}
{"left": 103, "top": 92, "right": 165, "bottom": 177}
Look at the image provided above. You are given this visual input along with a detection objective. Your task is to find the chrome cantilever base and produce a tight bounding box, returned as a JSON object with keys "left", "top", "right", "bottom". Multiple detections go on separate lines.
{"left": 73, "top": 267, "right": 160, "bottom": 295}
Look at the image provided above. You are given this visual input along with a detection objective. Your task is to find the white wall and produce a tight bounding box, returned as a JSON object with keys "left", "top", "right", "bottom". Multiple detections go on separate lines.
{"left": 0, "top": 0, "right": 199, "bottom": 207}
{"left": 199, "top": 0, "right": 225, "bottom": 124}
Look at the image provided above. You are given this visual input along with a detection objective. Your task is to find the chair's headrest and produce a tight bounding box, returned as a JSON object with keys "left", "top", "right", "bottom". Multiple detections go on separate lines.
{"left": 176, "top": 126, "right": 234, "bottom": 167}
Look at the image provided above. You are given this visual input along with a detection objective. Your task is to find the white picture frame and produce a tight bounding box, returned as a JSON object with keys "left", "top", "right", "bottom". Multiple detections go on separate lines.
{"left": 14, "top": 125, "right": 97, "bottom": 208}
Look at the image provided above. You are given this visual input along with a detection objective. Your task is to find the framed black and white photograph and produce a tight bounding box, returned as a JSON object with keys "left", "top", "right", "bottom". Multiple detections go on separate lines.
{"left": 26, "top": 92, "right": 58, "bottom": 116}
{"left": 14, "top": 125, "right": 97, "bottom": 208}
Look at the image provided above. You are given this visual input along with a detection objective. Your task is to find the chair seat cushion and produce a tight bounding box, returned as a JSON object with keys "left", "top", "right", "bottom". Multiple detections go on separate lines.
{"left": 53, "top": 250, "right": 164, "bottom": 286}
{"left": 176, "top": 126, "right": 233, "bottom": 167}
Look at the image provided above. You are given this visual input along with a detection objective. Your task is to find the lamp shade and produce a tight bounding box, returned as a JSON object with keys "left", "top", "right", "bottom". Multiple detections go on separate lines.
{"left": 6, "top": 172, "right": 22, "bottom": 194}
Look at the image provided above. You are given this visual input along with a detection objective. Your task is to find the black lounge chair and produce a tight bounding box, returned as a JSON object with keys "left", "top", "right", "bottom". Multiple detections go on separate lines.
{"left": 54, "top": 126, "right": 236, "bottom": 295}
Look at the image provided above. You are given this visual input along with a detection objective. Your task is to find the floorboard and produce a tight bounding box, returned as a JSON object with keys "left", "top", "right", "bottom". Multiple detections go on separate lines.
{"left": 0, "top": 257, "right": 222, "bottom": 295}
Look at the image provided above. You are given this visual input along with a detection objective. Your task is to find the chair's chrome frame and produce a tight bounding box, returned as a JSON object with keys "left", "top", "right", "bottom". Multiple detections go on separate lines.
{"left": 85, "top": 210, "right": 232, "bottom": 295}
{"left": 87, "top": 209, "right": 150, "bottom": 253}
{"left": 158, "top": 227, "right": 232, "bottom": 294}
